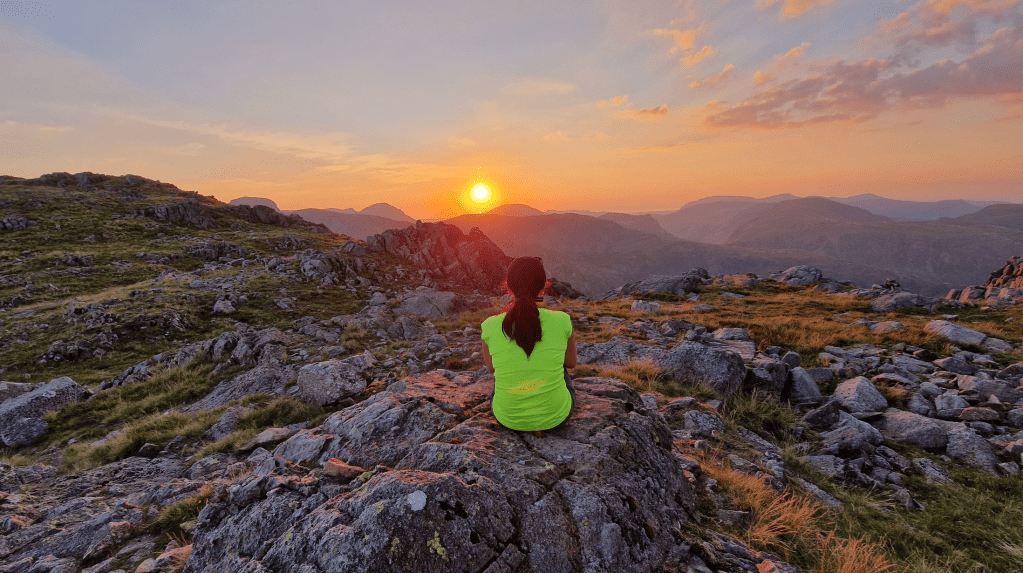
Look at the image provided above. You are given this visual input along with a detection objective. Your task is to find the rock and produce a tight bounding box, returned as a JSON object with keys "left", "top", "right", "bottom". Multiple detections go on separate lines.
{"left": 630, "top": 299, "right": 661, "bottom": 313}
{"left": 833, "top": 377, "right": 888, "bottom": 413}
{"left": 0, "top": 381, "right": 36, "bottom": 403}
{"left": 924, "top": 320, "right": 988, "bottom": 347}
{"left": 1007, "top": 409, "right": 1023, "bottom": 427}
{"left": 959, "top": 407, "right": 1000, "bottom": 422}
{"left": 819, "top": 412, "right": 883, "bottom": 454}
{"left": 800, "top": 401, "right": 841, "bottom": 431}
{"left": 323, "top": 458, "right": 366, "bottom": 480}
{"left": 912, "top": 458, "right": 955, "bottom": 486}
{"left": 691, "top": 304, "right": 715, "bottom": 312}
{"left": 185, "top": 374, "right": 700, "bottom": 573}
{"left": 241, "top": 427, "right": 296, "bottom": 450}
{"left": 609, "top": 270, "right": 708, "bottom": 299}
{"left": 656, "top": 341, "right": 746, "bottom": 398}
{"left": 804, "top": 368, "right": 833, "bottom": 382}
{"left": 875, "top": 410, "right": 950, "bottom": 450}
{"left": 712, "top": 328, "right": 752, "bottom": 341}
{"left": 769, "top": 266, "right": 823, "bottom": 286}
{"left": 368, "top": 292, "right": 388, "bottom": 306}
{"left": 934, "top": 356, "right": 979, "bottom": 375}
{"left": 907, "top": 393, "right": 936, "bottom": 417}
{"left": 203, "top": 406, "right": 248, "bottom": 442}
{"left": 212, "top": 299, "right": 236, "bottom": 315}
{"left": 368, "top": 221, "right": 512, "bottom": 291}
{"left": 946, "top": 426, "right": 999, "bottom": 473}
{"left": 0, "top": 377, "right": 90, "bottom": 446}
{"left": 870, "top": 292, "right": 934, "bottom": 313}
{"left": 780, "top": 351, "right": 802, "bottom": 368}
{"left": 870, "top": 321, "right": 907, "bottom": 333}
{"left": 957, "top": 375, "right": 1023, "bottom": 404}
{"left": 396, "top": 287, "right": 464, "bottom": 318}
{"left": 0, "top": 213, "right": 36, "bottom": 231}
{"left": 683, "top": 410, "right": 726, "bottom": 437}
{"left": 788, "top": 367, "right": 822, "bottom": 405}
{"left": 983, "top": 337, "right": 1015, "bottom": 354}
{"left": 297, "top": 358, "right": 371, "bottom": 405}
{"left": 998, "top": 362, "right": 1023, "bottom": 380}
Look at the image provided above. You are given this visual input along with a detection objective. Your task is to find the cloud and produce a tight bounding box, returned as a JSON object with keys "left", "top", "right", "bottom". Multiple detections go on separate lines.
{"left": 618, "top": 105, "right": 670, "bottom": 119}
{"left": 871, "top": 0, "right": 1022, "bottom": 56}
{"left": 504, "top": 79, "right": 577, "bottom": 97}
{"left": 755, "top": 0, "right": 836, "bottom": 18}
{"left": 683, "top": 45, "right": 716, "bottom": 66}
{"left": 648, "top": 27, "right": 701, "bottom": 54}
{"left": 754, "top": 70, "right": 775, "bottom": 84}
{"left": 596, "top": 95, "right": 630, "bottom": 108}
{"left": 703, "top": 22, "right": 1023, "bottom": 128}
{"left": 775, "top": 42, "right": 812, "bottom": 65}
{"left": 690, "top": 64, "right": 736, "bottom": 89}
{"left": 543, "top": 131, "right": 572, "bottom": 143}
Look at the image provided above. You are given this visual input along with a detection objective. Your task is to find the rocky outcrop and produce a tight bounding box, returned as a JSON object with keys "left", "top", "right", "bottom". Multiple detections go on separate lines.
{"left": 769, "top": 266, "right": 823, "bottom": 286}
{"left": 0, "top": 377, "right": 90, "bottom": 447}
{"left": 0, "top": 213, "right": 35, "bottom": 231}
{"left": 598, "top": 269, "right": 709, "bottom": 300}
{"left": 183, "top": 373, "right": 700, "bottom": 573}
{"left": 368, "top": 222, "right": 512, "bottom": 292}
{"left": 945, "top": 256, "right": 1023, "bottom": 306}
{"left": 985, "top": 255, "right": 1023, "bottom": 290}
{"left": 297, "top": 354, "right": 376, "bottom": 406}
{"left": 924, "top": 320, "right": 1015, "bottom": 354}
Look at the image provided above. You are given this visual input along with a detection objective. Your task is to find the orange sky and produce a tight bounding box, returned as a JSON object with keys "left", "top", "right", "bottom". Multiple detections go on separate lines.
{"left": 1, "top": 0, "right": 1020, "bottom": 219}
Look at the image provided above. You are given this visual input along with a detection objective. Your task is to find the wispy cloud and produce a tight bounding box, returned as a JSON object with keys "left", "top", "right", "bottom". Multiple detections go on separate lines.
{"left": 755, "top": 0, "right": 837, "bottom": 18}
{"left": 648, "top": 26, "right": 702, "bottom": 54}
{"left": 754, "top": 70, "right": 776, "bottom": 84}
{"left": 596, "top": 95, "right": 630, "bottom": 108}
{"left": 776, "top": 42, "right": 812, "bottom": 65}
{"left": 690, "top": 64, "right": 736, "bottom": 89}
{"left": 618, "top": 104, "right": 670, "bottom": 119}
{"left": 683, "top": 45, "right": 716, "bottom": 66}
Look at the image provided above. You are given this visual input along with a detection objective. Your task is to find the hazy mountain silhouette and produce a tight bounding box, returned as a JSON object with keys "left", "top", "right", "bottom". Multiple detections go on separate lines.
{"left": 288, "top": 208, "right": 412, "bottom": 240}
{"left": 486, "top": 203, "right": 545, "bottom": 216}
{"left": 229, "top": 197, "right": 281, "bottom": 211}
{"left": 832, "top": 193, "right": 1001, "bottom": 220}
{"left": 598, "top": 212, "right": 670, "bottom": 236}
{"left": 360, "top": 203, "right": 415, "bottom": 222}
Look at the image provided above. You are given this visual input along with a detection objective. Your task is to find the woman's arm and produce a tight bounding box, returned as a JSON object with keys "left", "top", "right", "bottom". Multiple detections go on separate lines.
{"left": 482, "top": 341, "right": 495, "bottom": 373}
{"left": 564, "top": 332, "right": 577, "bottom": 369}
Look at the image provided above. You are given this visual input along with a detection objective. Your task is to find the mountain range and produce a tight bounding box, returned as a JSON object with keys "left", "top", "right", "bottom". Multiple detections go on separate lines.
{"left": 230, "top": 192, "right": 1020, "bottom": 297}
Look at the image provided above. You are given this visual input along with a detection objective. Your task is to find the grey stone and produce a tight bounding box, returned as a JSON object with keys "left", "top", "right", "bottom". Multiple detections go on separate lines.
{"left": 833, "top": 377, "right": 888, "bottom": 413}
{"left": 297, "top": 358, "right": 371, "bottom": 405}
{"left": 946, "top": 426, "right": 999, "bottom": 473}
{"left": 912, "top": 458, "right": 954, "bottom": 485}
{"left": 1007, "top": 409, "right": 1023, "bottom": 427}
{"left": 788, "top": 367, "right": 822, "bottom": 404}
{"left": 870, "top": 321, "right": 907, "bottom": 333}
{"left": 396, "top": 288, "right": 464, "bottom": 318}
{"left": 212, "top": 299, "right": 236, "bottom": 314}
{"left": 907, "top": 393, "right": 935, "bottom": 417}
{"left": 630, "top": 299, "right": 661, "bottom": 313}
{"left": 802, "top": 455, "right": 845, "bottom": 478}
{"left": 683, "top": 410, "right": 726, "bottom": 437}
{"left": 0, "top": 377, "right": 90, "bottom": 446}
{"left": 924, "top": 320, "right": 988, "bottom": 346}
{"left": 934, "top": 356, "right": 979, "bottom": 375}
{"left": 769, "top": 265, "right": 823, "bottom": 286}
{"left": 819, "top": 412, "right": 883, "bottom": 454}
{"left": 870, "top": 292, "right": 932, "bottom": 313}
{"left": 875, "top": 410, "right": 950, "bottom": 450}
{"left": 656, "top": 341, "right": 746, "bottom": 398}
{"left": 0, "top": 381, "right": 36, "bottom": 404}
{"left": 800, "top": 401, "right": 841, "bottom": 431}
{"left": 780, "top": 351, "right": 802, "bottom": 368}
{"left": 957, "top": 375, "right": 1023, "bottom": 404}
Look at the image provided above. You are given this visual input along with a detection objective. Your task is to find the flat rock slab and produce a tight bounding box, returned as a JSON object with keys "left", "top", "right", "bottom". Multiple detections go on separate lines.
{"left": 924, "top": 320, "right": 987, "bottom": 346}
{"left": 183, "top": 372, "right": 702, "bottom": 573}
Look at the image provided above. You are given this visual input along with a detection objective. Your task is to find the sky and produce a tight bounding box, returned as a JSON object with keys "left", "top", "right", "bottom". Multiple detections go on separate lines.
{"left": 1, "top": 0, "right": 1021, "bottom": 220}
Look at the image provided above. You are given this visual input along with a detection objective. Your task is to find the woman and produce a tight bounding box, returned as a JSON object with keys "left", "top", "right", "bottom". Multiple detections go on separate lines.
{"left": 481, "top": 256, "right": 577, "bottom": 431}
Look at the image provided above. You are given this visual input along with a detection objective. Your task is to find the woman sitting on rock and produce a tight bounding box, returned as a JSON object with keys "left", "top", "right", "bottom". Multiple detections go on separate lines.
{"left": 481, "top": 256, "right": 577, "bottom": 431}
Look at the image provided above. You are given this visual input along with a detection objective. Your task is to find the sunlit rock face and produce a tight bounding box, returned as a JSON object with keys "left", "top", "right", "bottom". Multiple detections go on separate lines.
{"left": 368, "top": 221, "right": 512, "bottom": 292}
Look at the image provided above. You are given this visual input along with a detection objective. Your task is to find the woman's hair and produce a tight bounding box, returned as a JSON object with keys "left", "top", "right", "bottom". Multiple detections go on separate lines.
{"left": 502, "top": 256, "right": 547, "bottom": 357}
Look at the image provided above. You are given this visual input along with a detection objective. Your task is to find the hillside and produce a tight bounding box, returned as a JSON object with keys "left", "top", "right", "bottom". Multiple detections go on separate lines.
{"left": 229, "top": 196, "right": 281, "bottom": 211}
{"left": 485, "top": 203, "right": 545, "bottom": 217}
{"left": 2, "top": 173, "right": 1023, "bottom": 572}
{"left": 597, "top": 211, "right": 670, "bottom": 236}
{"left": 359, "top": 202, "right": 415, "bottom": 222}
{"left": 654, "top": 200, "right": 774, "bottom": 244}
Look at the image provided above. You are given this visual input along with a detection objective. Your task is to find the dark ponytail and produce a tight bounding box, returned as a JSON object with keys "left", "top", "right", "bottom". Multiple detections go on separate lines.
{"left": 502, "top": 257, "right": 547, "bottom": 357}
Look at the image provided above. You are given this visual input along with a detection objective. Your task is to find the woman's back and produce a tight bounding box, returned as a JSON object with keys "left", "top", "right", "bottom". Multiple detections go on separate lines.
{"left": 482, "top": 308, "right": 572, "bottom": 431}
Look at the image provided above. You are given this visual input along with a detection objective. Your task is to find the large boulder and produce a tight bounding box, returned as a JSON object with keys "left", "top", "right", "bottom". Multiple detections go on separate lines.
{"left": 873, "top": 409, "right": 950, "bottom": 450}
{"left": 945, "top": 426, "right": 999, "bottom": 473}
{"left": 608, "top": 270, "right": 708, "bottom": 299}
{"left": 367, "top": 221, "right": 512, "bottom": 292}
{"left": 183, "top": 373, "right": 701, "bottom": 573}
{"left": 656, "top": 341, "right": 746, "bottom": 398}
{"left": 833, "top": 377, "right": 888, "bottom": 413}
{"left": 925, "top": 320, "right": 1006, "bottom": 350}
{"left": 957, "top": 375, "right": 1023, "bottom": 405}
{"left": 870, "top": 292, "right": 935, "bottom": 313}
{"left": 0, "top": 377, "right": 90, "bottom": 447}
{"left": 297, "top": 355, "right": 375, "bottom": 406}
{"left": 787, "top": 367, "right": 822, "bottom": 404}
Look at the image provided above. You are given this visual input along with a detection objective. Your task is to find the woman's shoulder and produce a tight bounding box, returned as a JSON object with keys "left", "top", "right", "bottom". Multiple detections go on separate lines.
{"left": 539, "top": 308, "right": 570, "bottom": 319}
{"left": 480, "top": 313, "right": 507, "bottom": 335}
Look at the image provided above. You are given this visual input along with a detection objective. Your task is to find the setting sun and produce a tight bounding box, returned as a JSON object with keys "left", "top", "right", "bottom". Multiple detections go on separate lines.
{"left": 470, "top": 182, "right": 492, "bottom": 204}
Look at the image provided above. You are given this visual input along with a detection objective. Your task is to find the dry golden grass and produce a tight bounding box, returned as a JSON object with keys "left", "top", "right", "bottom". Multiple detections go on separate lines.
{"left": 695, "top": 451, "right": 901, "bottom": 573}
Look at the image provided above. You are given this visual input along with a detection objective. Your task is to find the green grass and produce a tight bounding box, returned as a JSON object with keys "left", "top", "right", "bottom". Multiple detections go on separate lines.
{"left": 145, "top": 483, "right": 214, "bottom": 536}
{"left": 721, "top": 390, "right": 798, "bottom": 442}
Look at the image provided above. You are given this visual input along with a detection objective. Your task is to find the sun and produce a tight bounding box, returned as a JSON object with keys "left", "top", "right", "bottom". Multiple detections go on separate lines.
{"left": 470, "top": 182, "right": 492, "bottom": 204}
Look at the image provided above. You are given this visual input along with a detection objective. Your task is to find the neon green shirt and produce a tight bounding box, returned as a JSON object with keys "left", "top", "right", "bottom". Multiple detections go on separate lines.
{"left": 481, "top": 308, "right": 573, "bottom": 431}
